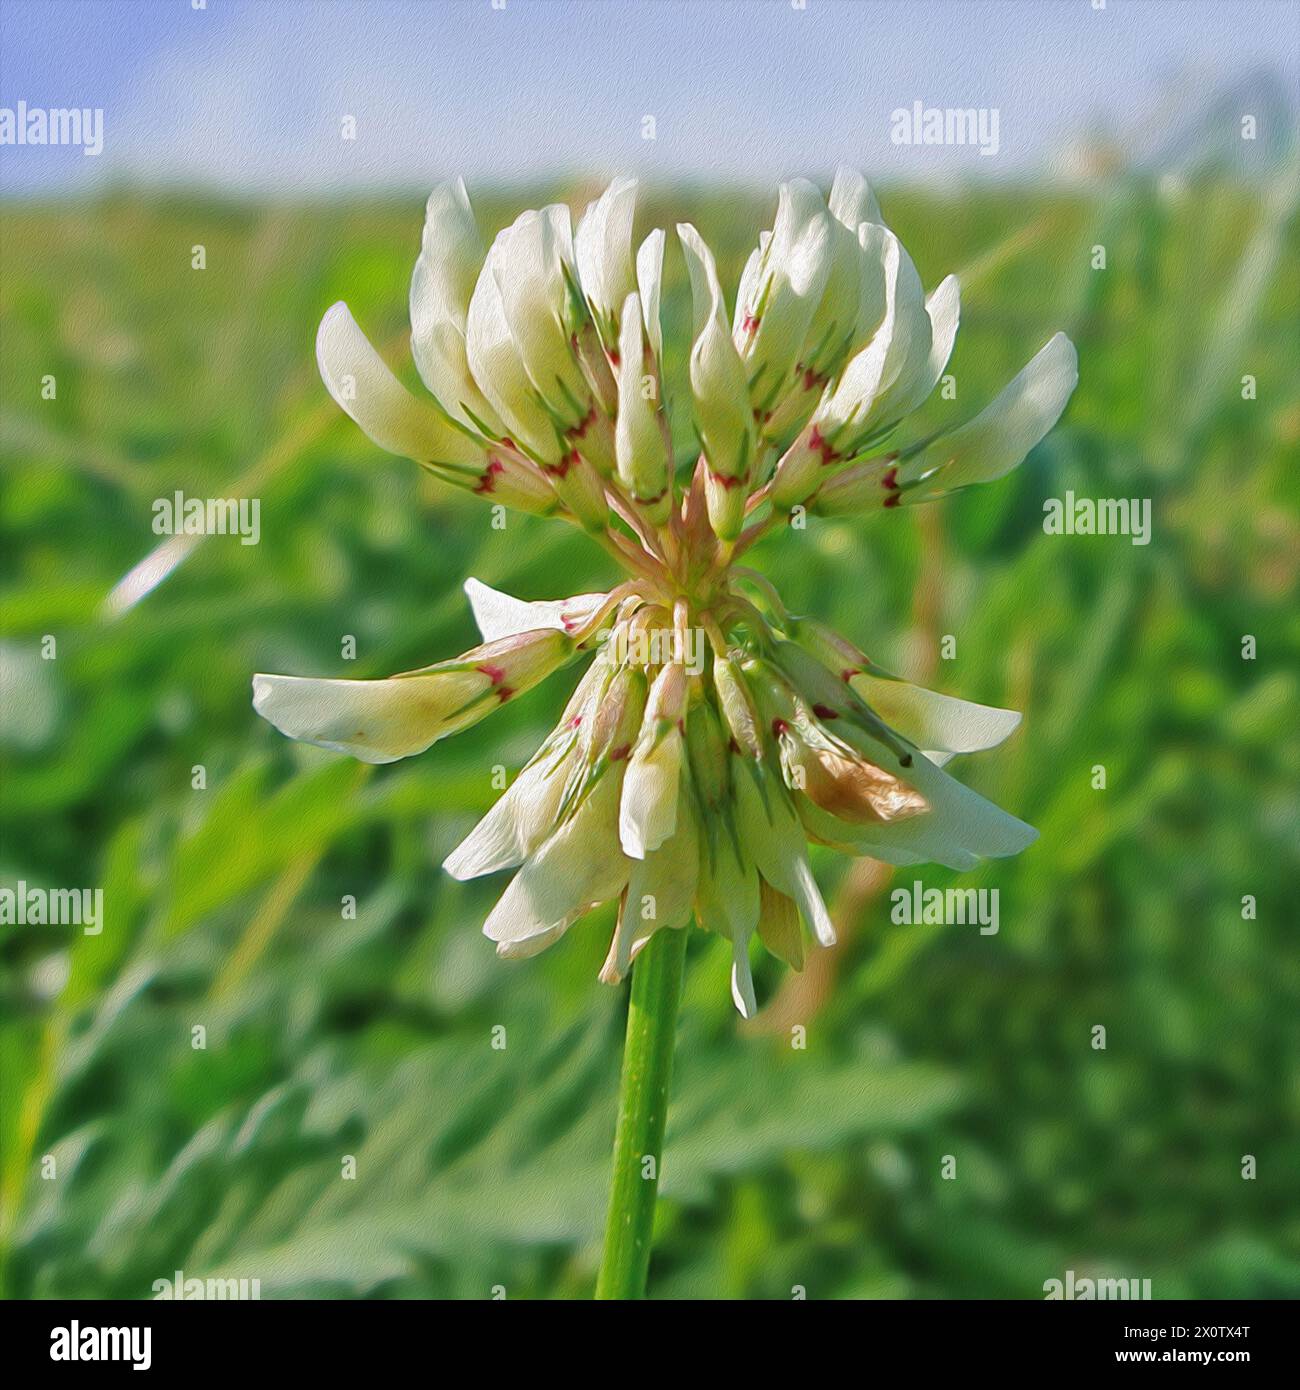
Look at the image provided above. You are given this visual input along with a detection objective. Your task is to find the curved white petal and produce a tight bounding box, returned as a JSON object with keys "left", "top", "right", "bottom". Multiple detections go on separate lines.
{"left": 618, "top": 664, "right": 687, "bottom": 859}
{"left": 635, "top": 228, "right": 666, "bottom": 361}
{"left": 443, "top": 648, "right": 615, "bottom": 879}
{"left": 900, "top": 332, "right": 1078, "bottom": 500}
{"left": 316, "top": 302, "right": 480, "bottom": 466}
{"left": 443, "top": 743, "right": 572, "bottom": 880}
{"left": 829, "top": 165, "right": 883, "bottom": 230}
{"left": 848, "top": 671, "right": 1021, "bottom": 755}
{"left": 733, "top": 180, "right": 833, "bottom": 391}
{"left": 883, "top": 273, "right": 961, "bottom": 420}
{"left": 619, "top": 732, "right": 682, "bottom": 859}
{"left": 677, "top": 222, "right": 755, "bottom": 521}
{"left": 614, "top": 294, "right": 670, "bottom": 514}
{"left": 601, "top": 792, "right": 698, "bottom": 982}
{"left": 482, "top": 769, "right": 629, "bottom": 950}
{"left": 730, "top": 936, "right": 758, "bottom": 1019}
{"left": 496, "top": 922, "right": 569, "bottom": 960}
{"left": 463, "top": 577, "right": 607, "bottom": 643}
{"left": 815, "top": 227, "right": 927, "bottom": 444}
{"left": 252, "top": 669, "right": 486, "bottom": 764}
{"left": 465, "top": 248, "right": 560, "bottom": 459}
{"left": 409, "top": 180, "right": 505, "bottom": 435}
{"left": 785, "top": 853, "right": 837, "bottom": 948}
{"left": 575, "top": 176, "right": 638, "bottom": 345}
{"left": 731, "top": 231, "right": 770, "bottom": 336}
{"left": 846, "top": 235, "right": 932, "bottom": 432}
{"left": 489, "top": 206, "right": 588, "bottom": 426}
{"left": 769, "top": 641, "right": 1037, "bottom": 867}
{"left": 799, "top": 747, "right": 1037, "bottom": 870}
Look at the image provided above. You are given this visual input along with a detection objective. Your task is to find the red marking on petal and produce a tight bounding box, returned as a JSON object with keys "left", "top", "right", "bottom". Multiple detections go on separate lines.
{"left": 608, "top": 349, "right": 621, "bottom": 367}
{"left": 881, "top": 466, "right": 898, "bottom": 490}
{"left": 840, "top": 668, "right": 861, "bottom": 682}
{"left": 496, "top": 686, "right": 514, "bottom": 703}
{"left": 883, "top": 491, "right": 902, "bottom": 509}
{"left": 567, "top": 404, "right": 597, "bottom": 440}
{"left": 771, "top": 718, "right": 789, "bottom": 737}
{"left": 809, "top": 426, "right": 840, "bottom": 466}
{"left": 544, "top": 450, "right": 579, "bottom": 479}
{"left": 478, "top": 663, "right": 508, "bottom": 685}
{"left": 709, "top": 471, "right": 744, "bottom": 490}
{"left": 812, "top": 703, "right": 839, "bottom": 720}
{"left": 473, "top": 457, "right": 505, "bottom": 494}
{"left": 610, "top": 743, "right": 632, "bottom": 762}
{"left": 741, "top": 313, "right": 760, "bottom": 334}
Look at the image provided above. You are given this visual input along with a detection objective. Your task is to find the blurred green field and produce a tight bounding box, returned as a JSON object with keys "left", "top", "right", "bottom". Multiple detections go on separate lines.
{"left": 1, "top": 173, "right": 1298, "bottom": 1299}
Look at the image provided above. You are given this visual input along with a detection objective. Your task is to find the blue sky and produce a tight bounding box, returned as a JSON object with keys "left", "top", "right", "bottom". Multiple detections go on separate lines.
{"left": 1, "top": 0, "right": 1296, "bottom": 194}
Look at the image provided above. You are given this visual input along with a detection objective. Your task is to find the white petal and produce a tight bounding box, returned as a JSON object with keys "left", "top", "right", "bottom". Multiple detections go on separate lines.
{"left": 409, "top": 180, "right": 504, "bottom": 435}
{"left": 677, "top": 221, "right": 730, "bottom": 340}
{"left": 816, "top": 227, "right": 930, "bottom": 445}
{"left": 901, "top": 333, "right": 1078, "bottom": 500}
{"left": 733, "top": 244, "right": 764, "bottom": 337}
{"left": 635, "top": 229, "right": 666, "bottom": 361}
{"left": 482, "top": 770, "right": 629, "bottom": 948}
{"left": 315, "top": 302, "right": 479, "bottom": 466}
{"left": 575, "top": 176, "right": 638, "bottom": 342}
{"left": 463, "top": 577, "right": 606, "bottom": 643}
{"left": 465, "top": 248, "right": 559, "bottom": 459}
{"left": 496, "top": 923, "right": 568, "bottom": 960}
{"left": 829, "top": 166, "right": 883, "bottom": 229}
{"left": 619, "top": 732, "right": 682, "bottom": 859}
{"left": 852, "top": 234, "right": 932, "bottom": 425}
{"left": 677, "top": 222, "right": 754, "bottom": 479}
{"left": 786, "top": 854, "right": 837, "bottom": 948}
{"left": 734, "top": 180, "right": 833, "bottom": 388}
{"left": 849, "top": 672, "right": 1020, "bottom": 755}
{"left": 614, "top": 294, "right": 670, "bottom": 512}
{"left": 769, "top": 642, "right": 1037, "bottom": 867}
{"left": 799, "top": 749, "right": 1038, "bottom": 870}
{"left": 602, "top": 794, "right": 698, "bottom": 981}
{"left": 730, "top": 935, "right": 758, "bottom": 1018}
{"left": 884, "top": 273, "right": 961, "bottom": 420}
{"left": 489, "top": 206, "right": 587, "bottom": 423}
{"left": 442, "top": 746, "right": 567, "bottom": 880}
{"left": 444, "top": 653, "right": 613, "bottom": 879}
{"left": 252, "top": 670, "right": 483, "bottom": 764}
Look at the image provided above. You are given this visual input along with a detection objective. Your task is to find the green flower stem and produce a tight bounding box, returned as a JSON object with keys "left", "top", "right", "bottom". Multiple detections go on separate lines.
{"left": 595, "top": 924, "right": 690, "bottom": 1300}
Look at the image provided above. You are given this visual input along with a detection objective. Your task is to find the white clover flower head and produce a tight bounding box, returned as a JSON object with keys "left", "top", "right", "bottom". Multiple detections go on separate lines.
{"left": 254, "top": 171, "right": 1078, "bottom": 1015}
